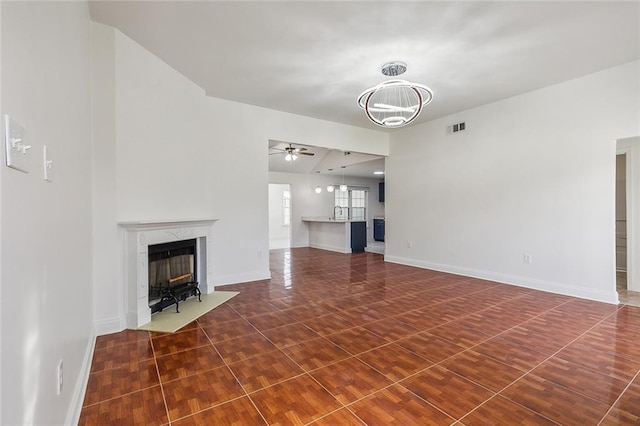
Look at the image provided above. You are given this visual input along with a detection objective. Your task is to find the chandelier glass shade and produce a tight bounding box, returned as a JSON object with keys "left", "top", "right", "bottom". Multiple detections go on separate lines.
{"left": 357, "top": 61, "right": 433, "bottom": 128}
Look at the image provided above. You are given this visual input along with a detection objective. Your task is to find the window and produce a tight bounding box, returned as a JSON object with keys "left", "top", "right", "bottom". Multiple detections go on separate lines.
{"left": 334, "top": 188, "right": 367, "bottom": 220}
{"left": 351, "top": 190, "right": 366, "bottom": 220}
{"left": 283, "top": 190, "right": 291, "bottom": 225}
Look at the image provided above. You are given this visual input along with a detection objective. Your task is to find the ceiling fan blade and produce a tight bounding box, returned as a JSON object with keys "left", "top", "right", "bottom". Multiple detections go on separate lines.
{"left": 298, "top": 151, "right": 315, "bottom": 156}
{"left": 269, "top": 151, "right": 285, "bottom": 155}
{"left": 296, "top": 147, "right": 308, "bottom": 152}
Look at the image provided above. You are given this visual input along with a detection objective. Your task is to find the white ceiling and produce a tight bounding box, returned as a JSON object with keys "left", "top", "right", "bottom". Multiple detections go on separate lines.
{"left": 269, "top": 140, "right": 385, "bottom": 178}
{"left": 88, "top": 1, "right": 639, "bottom": 175}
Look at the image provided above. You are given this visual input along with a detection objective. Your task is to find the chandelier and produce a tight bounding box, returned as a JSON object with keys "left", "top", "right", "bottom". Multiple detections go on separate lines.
{"left": 357, "top": 61, "right": 433, "bottom": 128}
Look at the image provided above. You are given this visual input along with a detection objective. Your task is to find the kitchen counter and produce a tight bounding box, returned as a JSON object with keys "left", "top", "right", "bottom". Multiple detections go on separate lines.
{"left": 301, "top": 216, "right": 366, "bottom": 223}
{"left": 302, "top": 217, "right": 367, "bottom": 253}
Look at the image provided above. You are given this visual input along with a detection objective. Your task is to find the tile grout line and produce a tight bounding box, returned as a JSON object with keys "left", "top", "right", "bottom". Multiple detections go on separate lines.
{"left": 149, "top": 331, "right": 172, "bottom": 426}
{"left": 597, "top": 369, "right": 640, "bottom": 425}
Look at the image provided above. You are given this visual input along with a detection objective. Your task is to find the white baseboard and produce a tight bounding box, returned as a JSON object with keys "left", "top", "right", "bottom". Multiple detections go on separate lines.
{"left": 94, "top": 316, "right": 125, "bottom": 336}
{"left": 385, "top": 255, "right": 619, "bottom": 305}
{"left": 308, "top": 243, "right": 351, "bottom": 254}
{"left": 212, "top": 269, "right": 271, "bottom": 287}
{"left": 66, "top": 333, "right": 96, "bottom": 426}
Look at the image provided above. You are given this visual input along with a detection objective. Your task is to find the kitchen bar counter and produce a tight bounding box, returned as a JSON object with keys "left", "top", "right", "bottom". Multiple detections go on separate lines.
{"left": 302, "top": 217, "right": 366, "bottom": 253}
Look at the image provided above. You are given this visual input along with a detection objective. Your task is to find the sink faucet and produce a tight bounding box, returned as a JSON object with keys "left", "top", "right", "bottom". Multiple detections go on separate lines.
{"left": 333, "top": 206, "right": 343, "bottom": 220}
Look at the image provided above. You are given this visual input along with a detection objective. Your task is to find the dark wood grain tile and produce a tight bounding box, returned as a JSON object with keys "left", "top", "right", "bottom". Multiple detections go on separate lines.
{"left": 439, "top": 350, "right": 523, "bottom": 393}
{"left": 393, "top": 307, "right": 448, "bottom": 331}
{"left": 350, "top": 384, "right": 455, "bottom": 425}
{"left": 163, "top": 366, "right": 244, "bottom": 421}
{"left": 155, "top": 345, "right": 225, "bottom": 383}
{"left": 310, "top": 357, "right": 393, "bottom": 404}
{"left": 428, "top": 321, "right": 492, "bottom": 348}
{"left": 245, "top": 310, "right": 297, "bottom": 331}
{"left": 78, "top": 386, "right": 167, "bottom": 425}
{"left": 213, "top": 332, "right": 278, "bottom": 363}
{"left": 326, "top": 326, "right": 388, "bottom": 355}
{"left": 280, "top": 337, "right": 351, "bottom": 371}
{"left": 195, "top": 304, "right": 244, "bottom": 326}
{"left": 302, "top": 312, "right": 357, "bottom": 336}
{"left": 401, "top": 365, "right": 494, "bottom": 420}
{"left": 531, "top": 357, "right": 627, "bottom": 405}
{"left": 473, "top": 336, "right": 550, "bottom": 372}
{"left": 600, "top": 408, "right": 640, "bottom": 425}
{"left": 357, "top": 344, "right": 433, "bottom": 382}
{"left": 461, "top": 396, "right": 556, "bottom": 425}
{"left": 396, "top": 332, "right": 466, "bottom": 363}
{"left": 151, "top": 328, "right": 212, "bottom": 356}
{"left": 307, "top": 408, "right": 365, "bottom": 425}
{"left": 94, "top": 329, "right": 150, "bottom": 351}
{"left": 613, "top": 382, "right": 640, "bottom": 418}
{"left": 250, "top": 374, "right": 343, "bottom": 425}
{"left": 361, "top": 317, "right": 420, "bottom": 342}
{"left": 90, "top": 339, "right": 154, "bottom": 373}
{"left": 261, "top": 322, "right": 321, "bottom": 348}
{"left": 501, "top": 374, "right": 611, "bottom": 424}
{"left": 83, "top": 359, "right": 159, "bottom": 406}
{"left": 228, "top": 349, "right": 304, "bottom": 392}
{"left": 556, "top": 342, "right": 640, "bottom": 382}
{"left": 171, "top": 397, "right": 267, "bottom": 425}
{"left": 200, "top": 318, "right": 258, "bottom": 343}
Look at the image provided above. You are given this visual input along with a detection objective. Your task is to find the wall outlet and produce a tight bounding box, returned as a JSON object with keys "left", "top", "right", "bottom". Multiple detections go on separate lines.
{"left": 523, "top": 254, "right": 532, "bottom": 264}
{"left": 407, "top": 241, "right": 413, "bottom": 248}
{"left": 56, "top": 359, "right": 63, "bottom": 395}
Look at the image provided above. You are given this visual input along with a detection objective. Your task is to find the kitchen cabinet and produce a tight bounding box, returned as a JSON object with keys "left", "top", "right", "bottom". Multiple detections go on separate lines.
{"left": 374, "top": 218, "right": 385, "bottom": 242}
{"left": 350, "top": 221, "right": 366, "bottom": 252}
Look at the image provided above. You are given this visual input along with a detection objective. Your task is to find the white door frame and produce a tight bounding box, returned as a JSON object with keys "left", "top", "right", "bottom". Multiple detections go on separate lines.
{"left": 617, "top": 137, "right": 640, "bottom": 292}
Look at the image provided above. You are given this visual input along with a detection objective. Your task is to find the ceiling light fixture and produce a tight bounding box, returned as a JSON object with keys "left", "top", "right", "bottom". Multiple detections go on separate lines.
{"left": 357, "top": 61, "right": 433, "bottom": 128}
{"left": 340, "top": 166, "right": 348, "bottom": 192}
{"left": 327, "top": 185, "right": 335, "bottom": 192}
{"left": 315, "top": 186, "right": 322, "bottom": 194}
{"left": 374, "top": 171, "right": 385, "bottom": 175}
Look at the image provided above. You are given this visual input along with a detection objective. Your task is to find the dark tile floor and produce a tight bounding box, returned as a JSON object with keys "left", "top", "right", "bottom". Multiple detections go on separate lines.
{"left": 80, "top": 248, "right": 640, "bottom": 425}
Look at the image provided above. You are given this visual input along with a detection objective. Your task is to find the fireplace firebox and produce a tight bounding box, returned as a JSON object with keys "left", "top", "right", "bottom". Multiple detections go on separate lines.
{"left": 148, "top": 238, "right": 201, "bottom": 313}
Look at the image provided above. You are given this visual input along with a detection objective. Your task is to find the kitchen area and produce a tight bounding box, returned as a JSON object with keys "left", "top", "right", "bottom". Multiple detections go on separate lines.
{"left": 268, "top": 141, "right": 385, "bottom": 254}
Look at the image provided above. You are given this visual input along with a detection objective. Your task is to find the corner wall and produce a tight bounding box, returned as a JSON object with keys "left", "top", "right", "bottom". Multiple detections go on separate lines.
{"left": 386, "top": 61, "right": 640, "bottom": 303}
{"left": 1, "top": 3, "right": 94, "bottom": 424}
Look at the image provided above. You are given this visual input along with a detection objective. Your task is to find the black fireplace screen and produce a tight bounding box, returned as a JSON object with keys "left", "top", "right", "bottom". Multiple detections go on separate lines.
{"left": 148, "top": 239, "right": 198, "bottom": 311}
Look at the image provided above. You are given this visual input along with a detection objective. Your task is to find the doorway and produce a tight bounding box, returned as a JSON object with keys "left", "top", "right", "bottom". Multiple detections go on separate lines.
{"left": 616, "top": 137, "right": 640, "bottom": 306}
{"left": 268, "top": 183, "right": 291, "bottom": 249}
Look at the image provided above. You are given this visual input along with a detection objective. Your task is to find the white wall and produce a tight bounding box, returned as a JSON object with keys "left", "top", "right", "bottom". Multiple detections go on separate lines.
{"left": 269, "top": 183, "right": 291, "bottom": 247}
{"left": 91, "top": 26, "right": 389, "bottom": 333}
{"left": 1, "top": 2, "right": 93, "bottom": 424}
{"left": 386, "top": 61, "right": 640, "bottom": 304}
{"left": 269, "top": 171, "right": 385, "bottom": 246}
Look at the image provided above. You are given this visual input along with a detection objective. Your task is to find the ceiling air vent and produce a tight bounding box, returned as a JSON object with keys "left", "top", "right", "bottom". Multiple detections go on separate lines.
{"left": 448, "top": 122, "right": 466, "bottom": 134}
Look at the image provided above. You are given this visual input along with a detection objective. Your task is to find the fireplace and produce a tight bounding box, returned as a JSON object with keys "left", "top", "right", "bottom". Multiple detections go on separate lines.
{"left": 120, "top": 219, "right": 218, "bottom": 328}
{"left": 148, "top": 238, "right": 200, "bottom": 313}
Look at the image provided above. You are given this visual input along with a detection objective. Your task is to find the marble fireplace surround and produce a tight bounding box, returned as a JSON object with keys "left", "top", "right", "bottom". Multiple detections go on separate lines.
{"left": 119, "top": 219, "right": 218, "bottom": 328}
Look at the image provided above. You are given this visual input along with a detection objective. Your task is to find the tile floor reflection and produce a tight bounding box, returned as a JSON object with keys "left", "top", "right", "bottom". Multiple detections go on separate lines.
{"left": 80, "top": 248, "right": 640, "bottom": 425}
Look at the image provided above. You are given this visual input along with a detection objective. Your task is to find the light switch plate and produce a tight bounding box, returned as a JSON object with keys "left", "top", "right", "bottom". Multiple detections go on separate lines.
{"left": 4, "top": 114, "right": 31, "bottom": 173}
{"left": 43, "top": 145, "right": 53, "bottom": 182}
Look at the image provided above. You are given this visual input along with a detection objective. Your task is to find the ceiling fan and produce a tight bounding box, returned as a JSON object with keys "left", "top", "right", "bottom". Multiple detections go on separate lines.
{"left": 269, "top": 143, "right": 315, "bottom": 162}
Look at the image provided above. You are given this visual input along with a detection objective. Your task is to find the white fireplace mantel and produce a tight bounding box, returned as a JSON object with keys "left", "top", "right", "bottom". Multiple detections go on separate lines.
{"left": 119, "top": 218, "right": 218, "bottom": 328}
